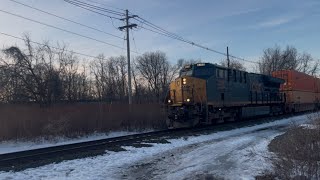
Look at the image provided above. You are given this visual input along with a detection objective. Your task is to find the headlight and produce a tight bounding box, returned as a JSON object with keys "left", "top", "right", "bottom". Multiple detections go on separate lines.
{"left": 186, "top": 98, "right": 190, "bottom": 102}
{"left": 183, "top": 78, "right": 187, "bottom": 84}
{"left": 168, "top": 99, "right": 171, "bottom": 103}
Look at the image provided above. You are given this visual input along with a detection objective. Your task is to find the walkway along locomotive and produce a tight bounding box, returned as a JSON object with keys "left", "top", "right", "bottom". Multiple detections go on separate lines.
{"left": 166, "top": 63, "right": 318, "bottom": 128}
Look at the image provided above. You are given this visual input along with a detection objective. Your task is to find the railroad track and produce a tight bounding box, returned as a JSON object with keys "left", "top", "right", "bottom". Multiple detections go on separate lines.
{"left": 0, "top": 112, "right": 306, "bottom": 172}
{"left": 0, "top": 129, "right": 182, "bottom": 172}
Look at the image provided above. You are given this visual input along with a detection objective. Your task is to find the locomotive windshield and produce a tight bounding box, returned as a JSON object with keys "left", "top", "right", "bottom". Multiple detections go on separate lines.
{"left": 180, "top": 65, "right": 193, "bottom": 77}
{"left": 179, "top": 63, "right": 215, "bottom": 78}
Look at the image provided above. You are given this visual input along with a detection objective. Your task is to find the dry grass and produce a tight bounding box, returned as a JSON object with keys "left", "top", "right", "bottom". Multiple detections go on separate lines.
{"left": 258, "top": 114, "right": 320, "bottom": 179}
{"left": 0, "top": 103, "right": 167, "bottom": 141}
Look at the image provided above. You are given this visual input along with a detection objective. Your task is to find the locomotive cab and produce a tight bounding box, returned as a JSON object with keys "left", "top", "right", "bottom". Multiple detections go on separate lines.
{"left": 167, "top": 63, "right": 213, "bottom": 105}
{"left": 167, "top": 63, "right": 210, "bottom": 127}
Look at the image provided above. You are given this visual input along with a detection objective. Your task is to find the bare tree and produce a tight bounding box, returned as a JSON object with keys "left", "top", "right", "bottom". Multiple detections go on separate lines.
{"left": 0, "top": 35, "right": 97, "bottom": 104}
{"left": 136, "top": 51, "right": 174, "bottom": 103}
{"left": 131, "top": 59, "right": 148, "bottom": 103}
{"left": 177, "top": 58, "right": 201, "bottom": 68}
{"left": 1, "top": 35, "right": 63, "bottom": 104}
{"left": 0, "top": 61, "right": 11, "bottom": 103}
{"left": 258, "top": 45, "right": 319, "bottom": 75}
{"left": 110, "top": 55, "right": 127, "bottom": 101}
{"left": 220, "top": 58, "right": 246, "bottom": 71}
{"left": 90, "top": 54, "right": 107, "bottom": 101}
{"left": 297, "top": 52, "right": 320, "bottom": 75}
{"left": 57, "top": 47, "right": 81, "bottom": 102}
{"left": 90, "top": 55, "right": 129, "bottom": 102}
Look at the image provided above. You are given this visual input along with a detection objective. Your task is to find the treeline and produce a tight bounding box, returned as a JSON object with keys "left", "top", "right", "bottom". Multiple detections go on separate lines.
{"left": 258, "top": 45, "right": 319, "bottom": 75}
{"left": 219, "top": 45, "right": 319, "bottom": 75}
{"left": 1, "top": 36, "right": 319, "bottom": 105}
{"left": 0, "top": 35, "right": 185, "bottom": 105}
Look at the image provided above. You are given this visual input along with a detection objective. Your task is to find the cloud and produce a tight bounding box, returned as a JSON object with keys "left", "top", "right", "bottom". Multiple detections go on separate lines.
{"left": 254, "top": 15, "right": 301, "bottom": 29}
{"left": 217, "top": 7, "right": 262, "bottom": 20}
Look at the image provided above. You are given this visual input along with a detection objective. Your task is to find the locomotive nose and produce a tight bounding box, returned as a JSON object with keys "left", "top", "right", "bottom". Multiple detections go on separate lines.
{"left": 169, "top": 77, "right": 192, "bottom": 104}
{"left": 167, "top": 77, "right": 206, "bottom": 105}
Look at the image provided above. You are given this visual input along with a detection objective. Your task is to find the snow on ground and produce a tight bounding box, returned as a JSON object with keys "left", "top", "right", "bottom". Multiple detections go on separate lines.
{"left": 134, "top": 130, "right": 278, "bottom": 180}
{"left": 0, "top": 113, "right": 315, "bottom": 180}
{"left": 0, "top": 130, "right": 151, "bottom": 154}
{"left": 300, "top": 123, "right": 319, "bottom": 129}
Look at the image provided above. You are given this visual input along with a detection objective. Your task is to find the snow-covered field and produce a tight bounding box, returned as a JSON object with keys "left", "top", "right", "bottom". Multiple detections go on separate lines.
{"left": 0, "top": 114, "right": 314, "bottom": 180}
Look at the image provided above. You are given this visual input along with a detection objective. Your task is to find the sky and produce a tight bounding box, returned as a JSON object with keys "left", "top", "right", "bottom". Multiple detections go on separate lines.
{"left": 0, "top": 0, "right": 319, "bottom": 71}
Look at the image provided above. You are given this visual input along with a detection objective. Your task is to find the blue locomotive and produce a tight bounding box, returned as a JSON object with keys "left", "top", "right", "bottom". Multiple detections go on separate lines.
{"left": 167, "top": 63, "right": 285, "bottom": 128}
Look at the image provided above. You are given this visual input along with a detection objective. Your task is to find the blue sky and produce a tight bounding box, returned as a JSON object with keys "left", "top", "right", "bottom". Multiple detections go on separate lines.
{"left": 0, "top": 0, "right": 319, "bottom": 71}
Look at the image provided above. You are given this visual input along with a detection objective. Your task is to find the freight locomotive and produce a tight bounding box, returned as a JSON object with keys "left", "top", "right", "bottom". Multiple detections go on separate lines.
{"left": 166, "top": 63, "right": 320, "bottom": 128}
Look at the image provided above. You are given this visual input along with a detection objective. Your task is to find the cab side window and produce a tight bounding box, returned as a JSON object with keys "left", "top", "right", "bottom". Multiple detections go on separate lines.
{"left": 216, "top": 69, "right": 225, "bottom": 79}
{"left": 219, "top": 69, "right": 225, "bottom": 79}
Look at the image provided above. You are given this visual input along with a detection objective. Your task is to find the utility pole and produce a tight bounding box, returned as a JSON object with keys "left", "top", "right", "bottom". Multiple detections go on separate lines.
{"left": 227, "top": 46, "right": 230, "bottom": 68}
{"left": 119, "top": 10, "right": 137, "bottom": 104}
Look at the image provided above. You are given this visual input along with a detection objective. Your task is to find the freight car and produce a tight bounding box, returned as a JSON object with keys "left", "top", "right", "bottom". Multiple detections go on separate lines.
{"left": 166, "top": 63, "right": 286, "bottom": 128}
{"left": 272, "top": 70, "right": 320, "bottom": 112}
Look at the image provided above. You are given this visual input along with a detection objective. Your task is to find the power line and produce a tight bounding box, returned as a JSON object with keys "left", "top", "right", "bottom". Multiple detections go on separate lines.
{"left": 140, "top": 25, "right": 253, "bottom": 64}
{"left": 131, "top": 30, "right": 139, "bottom": 54}
{"left": 62, "top": 0, "right": 253, "bottom": 64}
{"left": 0, "top": 31, "right": 109, "bottom": 61}
{"left": 134, "top": 15, "right": 195, "bottom": 44}
{"left": 110, "top": 16, "right": 119, "bottom": 30}
{"left": 134, "top": 16, "right": 257, "bottom": 64}
{"left": 85, "top": 0, "right": 125, "bottom": 11}
{"left": 64, "top": 0, "right": 122, "bottom": 20}
{"left": 139, "top": 25, "right": 239, "bottom": 61}
{"left": 64, "top": 0, "right": 124, "bottom": 17}
{"left": 0, "top": 9, "right": 139, "bottom": 54}
{"left": 134, "top": 16, "right": 196, "bottom": 46}
{"left": 135, "top": 17, "right": 230, "bottom": 56}
{"left": 9, "top": 0, "right": 124, "bottom": 39}
{"left": 71, "top": 0, "right": 124, "bottom": 15}
{"left": 135, "top": 17, "right": 193, "bottom": 44}
{"left": 135, "top": 16, "right": 236, "bottom": 57}
{"left": 140, "top": 26, "right": 197, "bottom": 48}
{"left": 67, "top": 0, "right": 124, "bottom": 16}
{"left": 63, "top": 1, "right": 255, "bottom": 64}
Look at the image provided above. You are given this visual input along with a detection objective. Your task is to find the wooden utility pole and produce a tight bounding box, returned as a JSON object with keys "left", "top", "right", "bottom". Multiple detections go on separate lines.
{"left": 119, "top": 10, "right": 137, "bottom": 104}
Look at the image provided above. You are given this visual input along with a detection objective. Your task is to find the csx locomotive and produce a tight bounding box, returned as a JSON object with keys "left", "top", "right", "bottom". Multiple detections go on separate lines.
{"left": 166, "top": 63, "right": 286, "bottom": 128}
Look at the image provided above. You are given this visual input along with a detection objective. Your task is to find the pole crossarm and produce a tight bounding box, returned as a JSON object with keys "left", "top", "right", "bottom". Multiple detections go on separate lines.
{"left": 118, "top": 24, "right": 137, "bottom": 31}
